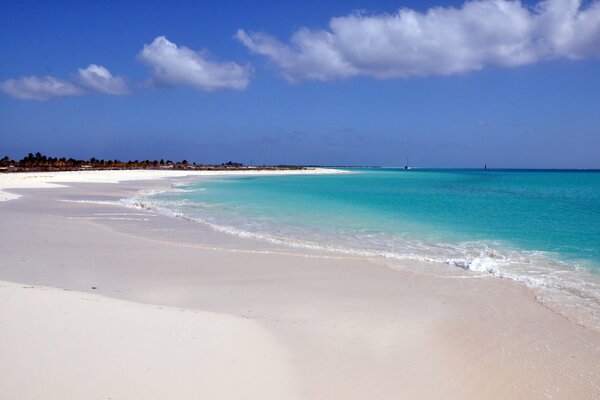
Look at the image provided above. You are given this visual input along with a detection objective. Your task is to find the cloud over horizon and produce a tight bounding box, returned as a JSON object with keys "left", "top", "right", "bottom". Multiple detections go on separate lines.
{"left": 138, "top": 36, "right": 252, "bottom": 91}
{"left": 236, "top": 0, "right": 600, "bottom": 81}
{"left": 0, "top": 65, "right": 129, "bottom": 101}
{"left": 0, "top": 76, "right": 84, "bottom": 101}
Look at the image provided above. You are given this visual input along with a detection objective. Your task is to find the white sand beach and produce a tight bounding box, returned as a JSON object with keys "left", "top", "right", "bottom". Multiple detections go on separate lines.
{"left": 1, "top": 170, "right": 599, "bottom": 399}
{"left": 0, "top": 168, "right": 345, "bottom": 202}
{"left": 0, "top": 280, "right": 299, "bottom": 400}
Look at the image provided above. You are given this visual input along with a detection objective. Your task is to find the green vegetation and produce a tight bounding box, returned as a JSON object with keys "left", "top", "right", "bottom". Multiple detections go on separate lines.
{"left": 0, "top": 153, "right": 302, "bottom": 172}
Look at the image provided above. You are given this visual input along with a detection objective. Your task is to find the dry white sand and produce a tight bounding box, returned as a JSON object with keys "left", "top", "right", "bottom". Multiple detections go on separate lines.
{"left": 0, "top": 280, "right": 298, "bottom": 400}
{"left": 1, "top": 170, "right": 599, "bottom": 399}
{"left": 0, "top": 168, "right": 345, "bottom": 201}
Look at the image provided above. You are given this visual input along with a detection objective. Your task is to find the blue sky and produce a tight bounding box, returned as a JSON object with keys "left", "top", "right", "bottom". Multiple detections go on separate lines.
{"left": 1, "top": 0, "right": 599, "bottom": 167}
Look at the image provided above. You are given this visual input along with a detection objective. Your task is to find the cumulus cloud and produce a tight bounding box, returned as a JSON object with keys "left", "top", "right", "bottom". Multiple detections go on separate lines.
{"left": 1, "top": 65, "right": 129, "bottom": 101}
{"left": 0, "top": 76, "right": 84, "bottom": 101}
{"left": 77, "top": 64, "right": 130, "bottom": 95}
{"left": 236, "top": 0, "right": 600, "bottom": 81}
{"left": 138, "top": 36, "right": 252, "bottom": 91}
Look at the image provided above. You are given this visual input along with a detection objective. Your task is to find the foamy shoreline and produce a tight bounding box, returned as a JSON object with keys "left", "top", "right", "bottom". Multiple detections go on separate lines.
{"left": 125, "top": 173, "right": 600, "bottom": 331}
{"left": 1, "top": 170, "right": 600, "bottom": 399}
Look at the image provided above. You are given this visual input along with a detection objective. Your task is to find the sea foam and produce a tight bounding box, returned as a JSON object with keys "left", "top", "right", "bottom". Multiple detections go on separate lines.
{"left": 121, "top": 193, "right": 600, "bottom": 330}
{"left": 118, "top": 169, "right": 600, "bottom": 330}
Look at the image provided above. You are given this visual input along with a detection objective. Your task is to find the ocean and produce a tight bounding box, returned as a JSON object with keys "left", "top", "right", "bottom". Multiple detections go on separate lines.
{"left": 131, "top": 168, "right": 600, "bottom": 328}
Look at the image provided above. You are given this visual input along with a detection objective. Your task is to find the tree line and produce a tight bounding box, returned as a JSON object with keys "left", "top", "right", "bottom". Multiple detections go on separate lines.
{"left": 0, "top": 152, "right": 300, "bottom": 172}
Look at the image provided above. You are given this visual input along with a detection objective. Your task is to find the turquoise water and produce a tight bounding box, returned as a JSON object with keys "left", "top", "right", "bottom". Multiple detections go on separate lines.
{"left": 136, "top": 168, "right": 600, "bottom": 327}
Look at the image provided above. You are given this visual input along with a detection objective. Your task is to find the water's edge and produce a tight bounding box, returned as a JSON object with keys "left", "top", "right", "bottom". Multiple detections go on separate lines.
{"left": 116, "top": 172, "right": 600, "bottom": 331}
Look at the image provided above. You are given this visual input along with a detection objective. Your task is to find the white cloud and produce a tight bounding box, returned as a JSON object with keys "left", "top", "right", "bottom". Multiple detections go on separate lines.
{"left": 236, "top": 0, "right": 600, "bottom": 82}
{"left": 0, "top": 76, "right": 84, "bottom": 101}
{"left": 1, "top": 65, "right": 129, "bottom": 101}
{"left": 77, "top": 64, "right": 130, "bottom": 95}
{"left": 138, "top": 36, "right": 252, "bottom": 91}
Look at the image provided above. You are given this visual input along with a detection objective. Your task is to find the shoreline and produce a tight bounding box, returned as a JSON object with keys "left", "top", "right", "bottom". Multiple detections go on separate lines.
{"left": 124, "top": 171, "right": 600, "bottom": 332}
{"left": 1, "top": 170, "right": 600, "bottom": 399}
{"left": 0, "top": 168, "right": 347, "bottom": 202}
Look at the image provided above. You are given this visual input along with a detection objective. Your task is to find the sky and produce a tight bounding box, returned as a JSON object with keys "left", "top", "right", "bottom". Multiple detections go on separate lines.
{"left": 1, "top": 0, "right": 599, "bottom": 168}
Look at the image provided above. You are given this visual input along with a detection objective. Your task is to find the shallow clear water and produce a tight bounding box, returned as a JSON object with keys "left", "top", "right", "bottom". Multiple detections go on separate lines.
{"left": 132, "top": 168, "right": 600, "bottom": 328}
